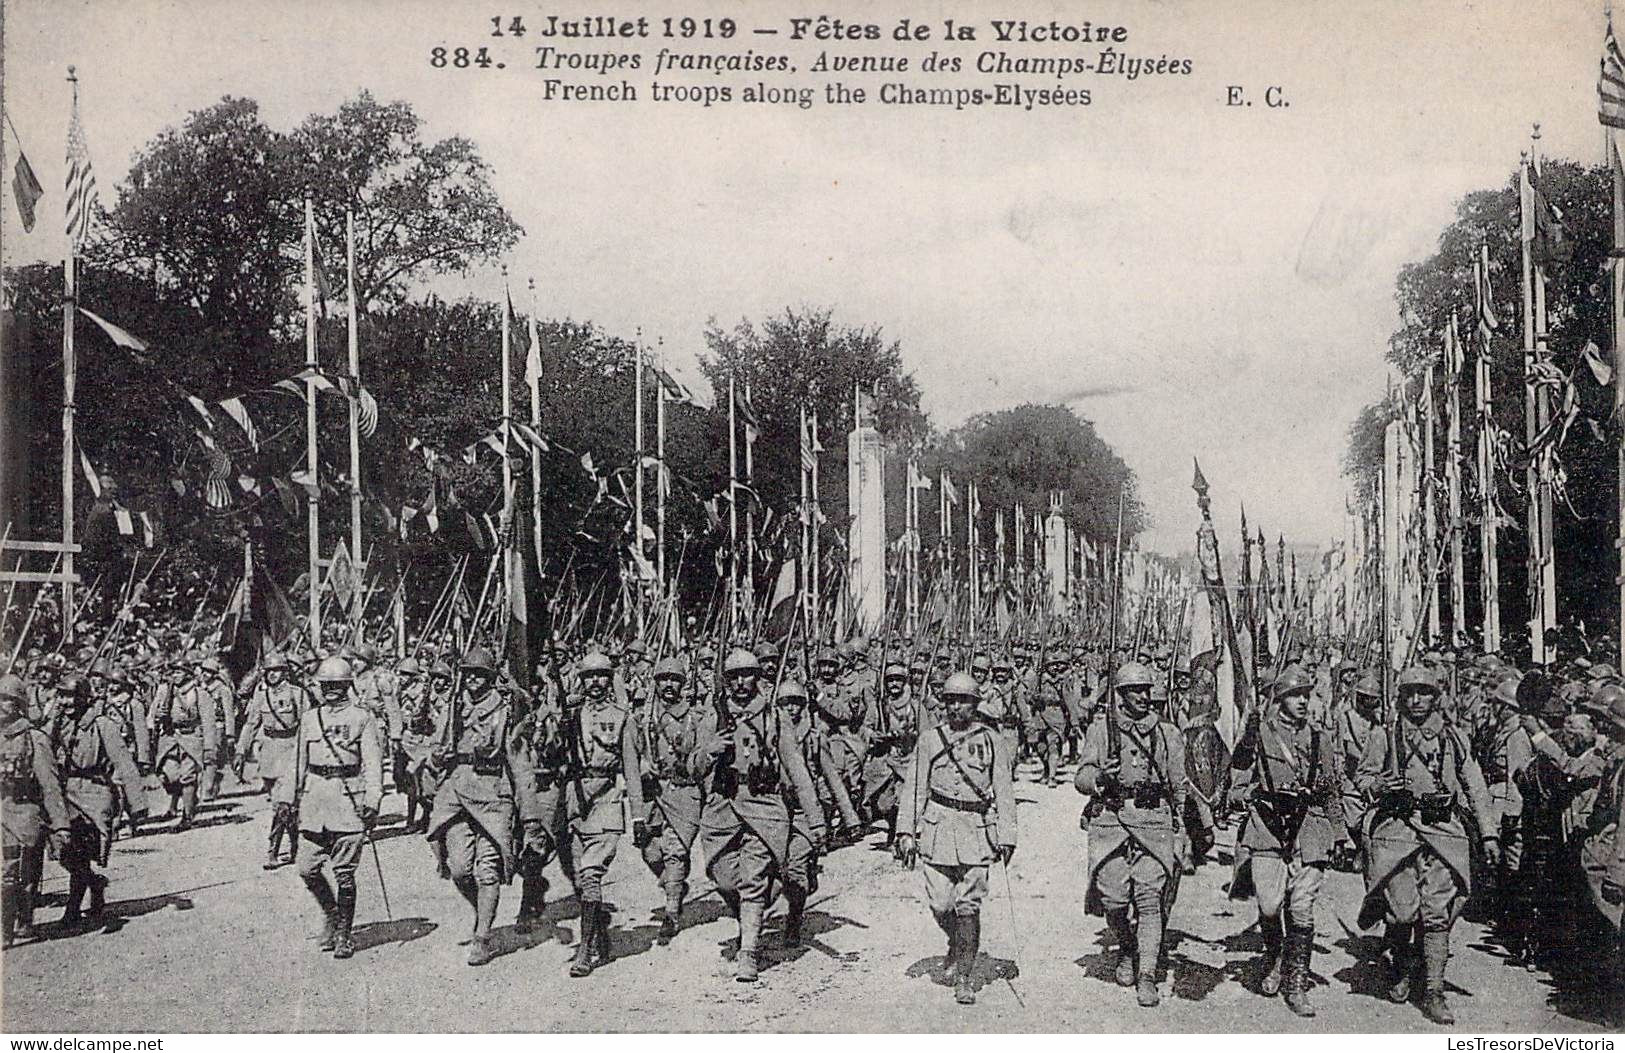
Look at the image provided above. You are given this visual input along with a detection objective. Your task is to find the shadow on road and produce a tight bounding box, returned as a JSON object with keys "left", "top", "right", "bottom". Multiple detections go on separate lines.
{"left": 352, "top": 916, "right": 436, "bottom": 952}
{"left": 762, "top": 907, "right": 866, "bottom": 972}
{"left": 904, "top": 951, "right": 1018, "bottom": 995}
{"left": 618, "top": 896, "right": 730, "bottom": 960}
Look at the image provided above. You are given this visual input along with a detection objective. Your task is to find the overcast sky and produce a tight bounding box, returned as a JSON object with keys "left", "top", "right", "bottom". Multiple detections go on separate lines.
{"left": 2, "top": 0, "right": 1606, "bottom": 556}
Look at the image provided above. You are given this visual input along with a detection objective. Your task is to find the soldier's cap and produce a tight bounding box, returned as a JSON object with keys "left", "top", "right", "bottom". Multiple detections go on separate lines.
{"left": 776, "top": 679, "right": 809, "bottom": 703}
{"left": 1353, "top": 673, "right": 1382, "bottom": 699}
{"left": 429, "top": 660, "right": 455, "bottom": 680}
{"left": 90, "top": 658, "right": 115, "bottom": 679}
{"left": 624, "top": 641, "right": 648, "bottom": 658}
{"left": 358, "top": 643, "right": 379, "bottom": 662}
{"left": 1273, "top": 665, "right": 1314, "bottom": 697}
{"left": 579, "top": 652, "right": 614, "bottom": 675}
{"left": 397, "top": 657, "right": 422, "bottom": 676}
{"left": 1588, "top": 663, "right": 1617, "bottom": 682}
{"left": 1538, "top": 689, "right": 1570, "bottom": 723}
{"left": 884, "top": 663, "right": 907, "bottom": 680}
{"left": 59, "top": 673, "right": 89, "bottom": 696}
{"left": 74, "top": 646, "right": 95, "bottom": 664}
{"left": 653, "top": 657, "right": 685, "bottom": 681}
{"left": 942, "top": 672, "right": 980, "bottom": 699}
{"left": 815, "top": 648, "right": 839, "bottom": 666}
{"left": 991, "top": 654, "right": 1014, "bottom": 672}
{"left": 460, "top": 647, "right": 499, "bottom": 674}
{"left": 1587, "top": 683, "right": 1625, "bottom": 732}
{"left": 971, "top": 653, "right": 991, "bottom": 671}
{"left": 1492, "top": 673, "right": 1523, "bottom": 708}
{"left": 754, "top": 641, "right": 781, "bottom": 662}
{"left": 724, "top": 648, "right": 761, "bottom": 675}
{"left": 315, "top": 657, "right": 354, "bottom": 683}
{"left": 0, "top": 673, "right": 28, "bottom": 704}
{"left": 1396, "top": 666, "right": 1438, "bottom": 693}
{"left": 1114, "top": 662, "right": 1155, "bottom": 689}
{"left": 909, "top": 661, "right": 928, "bottom": 674}
{"left": 263, "top": 652, "right": 290, "bottom": 671}
{"left": 40, "top": 653, "right": 65, "bottom": 671}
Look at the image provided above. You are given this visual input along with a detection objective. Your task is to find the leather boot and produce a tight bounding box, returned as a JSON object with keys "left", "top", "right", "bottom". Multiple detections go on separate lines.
{"left": 783, "top": 888, "right": 806, "bottom": 947}
{"left": 658, "top": 883, "right": 684, "bottom": 944}
{"left": 468, "top": 884, "right": 500, "bottom": 966}
{"left": 1135, "top": 900, "right": 1164, "bottom": 1007}
{"left": 516, "top": 874, "right": 548, "bottom": 933}
{"left": 570, "top": 902, "right": 599, "bottom": 977}
{"left": 303, "top": 874, "right": 338, "bottom": 950}
{"left": 1386, "top": 923, "right": 1415, "bottom": 1003}
{"left": 955, "top": 914, "right": 980, "bottom": 1005}
{"left": 736, "top": 900, "right": 764, "bottom": 982}
{"left": 87, "top": 873, "right": 107, "bottom": 917}
{"left": 174, "top": 786, "right": 197, "bottom": 832}
{"left": 594, "top": 903, "right": 612, "bottom": 964}
{"left": 332, "top": 881, "right": 357, "bottom": 959}
{"left": 264, "top": 815, "right": 285, "bottom": 870}
{"left": 61, "top": 869, "right": 87, "bottom": 926}
{"left": 1284, "top": 926, "right": 1317, "bottom": 1017}
{"left": 1419, "top": 929, "right": 1455, "bottom": 1025}
{"left": 937, "top": 911, "right": 961, "bottom": 983}
{"left": 718, "top": 889, "right": 741, "bottom": 960}
{"left": 1106, "top": 909, "right": 1136, "bottom": 987}
{"left": 1258, "top": 916, "right": 1284, "bottom": 996}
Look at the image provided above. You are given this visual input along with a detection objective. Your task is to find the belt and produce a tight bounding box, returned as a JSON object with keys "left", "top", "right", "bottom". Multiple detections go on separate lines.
{"left": 263, "top": 728, "right": 297, "bottom": 739}
{"left": 173, "top": 722, "right": 200, "bottom": 733}
{"left": 453, "top": 753, "right": 503, "bottom": 775}
{"left": 308, "top": 762, "right": 360, "bottom": 778}
{"left": 929, "top": 790, "right": 990, "bottom": 815}
{"left": 65, "top": 770, "right": 113, "bottom": 785}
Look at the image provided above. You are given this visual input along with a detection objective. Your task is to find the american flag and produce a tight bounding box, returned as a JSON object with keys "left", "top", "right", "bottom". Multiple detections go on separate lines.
{"left": 1601, "top": 17, "right": 1625, "bottom": 130}
{"left": 64, "top": 91, "right": 99, "bottom": 249}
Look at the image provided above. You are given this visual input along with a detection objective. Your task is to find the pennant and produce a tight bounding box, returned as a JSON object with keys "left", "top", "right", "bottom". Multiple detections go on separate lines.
{"left": 423, "top": 484, "right": 440, "bottom": 533}
{"left": 113, "top": 507, "right": 134, "bottom": 536}
{"left": 942, "top": 471, "right": 959, "bottom": 506}
{"left": 78, "top": 443, "right": 102, "bottom": 498}
{"left": 513, "top": 421, "right": 549, "bottom": 452}
{"left": 357, "top": 387, "right": 378, "bottom": 437}
{"left": 465, "top": 510, "right": 487, "bottom": 549}
{"left": 217, "top": 396, "right": 258, "bottom": 449}
{"left": 1521, "top": 163, "right": 1572, "bottom": 266}
{"left": 138, "top": 511, "right": 155, "bottom": 548}
{"left": 1599, "top": 16, "right": 1625, "bottom": 130}
{"left": 656, "top": 365, "right": 702, "bottom": 407}
{"left": 1583, "top": 341, "right": 1614, "bottom": 387}
{"left": 12, "top": 149, "right": 43, "bottom": 233}
{"left": 78, "top": 307, "right": 149, "bottom": 351}
{"left": 525, "top": 303, "right": 543, "bottom": 388}
{"left": 800, "top": 414, "right": 817, "bottom": 472}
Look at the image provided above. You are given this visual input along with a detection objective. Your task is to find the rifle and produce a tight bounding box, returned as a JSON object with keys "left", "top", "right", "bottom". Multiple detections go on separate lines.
{"left": 1105, "top": 489, "right": 1126, "bottom": 762}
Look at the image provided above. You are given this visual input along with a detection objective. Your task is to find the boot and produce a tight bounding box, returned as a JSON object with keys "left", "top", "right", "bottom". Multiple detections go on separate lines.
{"left": 736, "top": 900, "right": 764, "bottom": 982}
{"left": 718, "top": 889, "right": 741, "bottom": 960}
{"left": 303, "top": 874, "right": 339, "bottom": 951}
{"left": 594, "top": 903, "right": 612, "bottom": 964}
{"left": 264, "top": 819, "right": 285, "bottom": 870}
{"left": 1386, "top": 924, "right": 1415, "bottom": 1003}
{"left": 1258, "top": 916, "right": 1284, "bottom": 996}
{"left": 61, "top": 870, "right": 87, "bottom": 927}
{"left": 1419, "top": 929, "right": 1455, "bottom": 1025}
{"left": 1135, "top": 900, "right": 1164, "bottom": 1007}
{"left": 783, "top": 888, "right": 806, "bottom": 947}
{"left": 174, "top": 787, "right": 197, "bottom": 832}
{"left": 468, "top": 884, "right": 500, "bottom": 966}
{"left": 516, "top": 875, "right": 549, "bottom": 933}
{"left": 955, "top": 914, "right": 980, "bottom": 1005}
{"left": 658, "top": 883, "right": 684, "bottom": 944}
{"left": 937, "top": 911, "right": 961, "bottom": 983}
{"left": 331, "top": 881, "right": 357, "bottom": 959}
{"left": 87, "top": 873, "right": 107, "bottom": 917}
{"left": 1283, "top": 926, "right": 1317, "bottom": 1018}
{"left": 570, "top": 902, "right": 599, "bottom": 977}
{"left": 1106, "top": 909, "right": 1136, "bottom": 987}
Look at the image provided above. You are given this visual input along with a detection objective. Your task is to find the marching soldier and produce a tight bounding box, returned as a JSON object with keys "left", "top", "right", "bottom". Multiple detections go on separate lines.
{"left": 1355, "top": 665, "right": 1499, "bottom": 1025}
{"left": 896, "top": 672, "right": 1016, "bottom": 1005}
{"left": 1029, "top": 652, "right": 1078, "bottom": 786}
{"left": 197, "top": 653, "right": 237, "bottom": 800}
{"left": 149, "top": 654, "right": 222, "bottom": 832}
{"left": 0, "top": 673, "right": 70, "bottom": 946}
{"left": 234, "top": 652, "right": 311, "bottom": 868}
{"left": 396, "top": 656, "right": 444, "bottom": 833}
{"left": 978, "top": 654, "right": 1023, "bottom": 780}
{"left": 1335, "top": 674, "right": 1384, "bottom": 864}
{"left": 1076, "top": 661, "right": 1186, "bottom": 1008}
{"left": 812, "top": 648, "right": 867, "bottom": 837}
{"left": 275, "top": 657, "right": 383, "bottom": 960}
{"left": 862, "top": 662, "right": 918, "bottom": 846}
{"left": 776, "top": 679, "right": 829, "bottom": 947}
{"left": 97, "top": 661, "right": 150, "bottom": 839}
{"left": 638, "top": 657, "right": 704, "bottom": 944}
{"left": 692, "top": 648, "right": 826, "bottom": 983}
{"left": 513, "top": 649, "right": 578, "bottom": 932}
{"left": 426, "top": 647, "right": 545, "bottom": 966}
{"left": 1575, "top": 683, "right": 1625, "bottom": 1025}
{"left": 1229, "top": 665, "right": 1340, "bottom": 1017}
{"left": 53, "top": 673, "right": 147, "bottom": 927}
{"left": 350, "top": 645, "right": 403, "bottom": 790}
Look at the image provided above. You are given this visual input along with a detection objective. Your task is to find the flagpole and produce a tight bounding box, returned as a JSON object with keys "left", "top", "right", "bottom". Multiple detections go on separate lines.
{"left": 500, "top": 266, "right": 514, "bottom": 650}
{"left": 633, "top": 328, "right": 646, "bottom": 638}
{"left": 744, "top": 379, "right": 755, "bottom": 634}
{"left": 303, "top": 193, "right": 321, "bottom": 641}
{"left": 1422, "top": 362, "right": 1438, "bottom": 644}
{"left": 1611, "top": 90, "right": 1625, "bottom": 668}
{"left": 1520, "top": 136, "right": 1556, "bottom": 667}
{"left": 60, "top": 69, "right": 82, "bottom": 638}
{"left": 345, "top": 210, "right": 363, "bottom": 578}
{"left": 811, "top": 407, "right": 822, "bottom": 642}
{"left": 656, "top": 336, "right": 667, "bottom": 609}
{"left": 728, "top": 372, "right": 739, "bottom": 632}
{"left": 1444, "top": 316, "right": 1468, "bottom": 649}
{"left": 1475, "top": 246, "right": 1502, "bottom": 653}
{"left": 527, "top": 279, "right": 544, "bottom": 581}
{"left": 801, "top": 403, "right": 811, "bottom": 633}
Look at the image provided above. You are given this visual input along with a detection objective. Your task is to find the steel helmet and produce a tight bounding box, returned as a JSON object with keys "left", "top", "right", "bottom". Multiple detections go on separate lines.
{"left": 1396, "top": 666, "right": 1439, "bottom": 692}
{"left": 315, "top": 657, "right": 353, "bottom": 683}
{"left": 263, "top": 652, "right": 290, "bottom": 671}
{"left": 754, "top": 641, "right": 781, "bottom": 662}
{"left": 653, "top": 657, "right": 685, "bottom": 681}
{"left": 429, "top": 659, "right": 455, "bottom": 680}
{"left": 1114, "top": 662, "right": 1155, "bottom": 689}
{"left": 1589, "top": 663, "right": 1618, "bottom": 682}
{"left": 1273, "top": 665, "right": 1314, "bottom": 697}
{"left": 397, "top": 657, "right": 422, "bottom": 676}
{"left": 1492, "top": 673, "right": 1524, "bottom": 708}
{"left": 460, "top": 647, "right": 498, "bottom": 674}
{"left": 815, "top": 648, "right": 838, "bottom": 667}
{"left": 0, "top": 674, "right": 28, "bottom": 704}
{"left": 992, "top": 654, "right": 1014, "bottom": 672}
{"left": 90, "top": 659, "right": 115, "bottom": 680}
{"left": 942, "top": 672, "right": 980, "bottom": 699}
{"left": 59, "top": 673, "right": 88, "bottom": 696}
{"left": 724, "top": 648, "right": 761, "bottom": 675}
{"left": 884, "top": 663, "right": 907, "bottom": 681}
{"left": 1353, "top": 673, "right": 1382, "bottom": 699}
{"left": 579, "top": 652, "right": 614, "bottom": 675}
{"left": 776, "top": 679, "right": 809, "bottom": 703}
{"left": 1589, "top": 683, "right": 1625, "bottom": 732}
{"left": 971, "top": 653, "right": 991, "bottom": 672}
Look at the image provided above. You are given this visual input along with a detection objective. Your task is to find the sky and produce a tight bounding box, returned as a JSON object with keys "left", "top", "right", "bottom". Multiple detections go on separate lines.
{"left": 0, "top": 0, "right": 1608, "bottom": 558}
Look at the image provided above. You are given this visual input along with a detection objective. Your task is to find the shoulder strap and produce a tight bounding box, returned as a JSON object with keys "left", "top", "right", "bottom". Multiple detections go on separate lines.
{"left": 933, "top": 724, "right": 994, "bottom": 805}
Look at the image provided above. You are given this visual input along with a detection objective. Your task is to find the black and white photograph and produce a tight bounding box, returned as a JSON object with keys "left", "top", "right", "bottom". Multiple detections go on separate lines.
{"left": 1, "top": 0, "right": 1623, "bottom": 1037}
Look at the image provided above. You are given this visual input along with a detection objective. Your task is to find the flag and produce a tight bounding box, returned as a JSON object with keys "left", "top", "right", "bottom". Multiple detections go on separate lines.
{"left": 422, "top": 484, "right": 440, "bottom": 533}
{"left": 1476, "top": 252, "right": 1499, "bottom": 339}
{"left": 525, "top": 304, "right": 543, "bottom": 389}
{"left": 1521, "top": 162, "right": 1572, "bottom": 266}
{"left": 204, "top": 448, "right": 233, "bottom": 508}
{"left": 78, "top": 443, "right": 102, "bottom": 498}
{"left": 138, "top": 511, "right": 155, "bottom": 548}
{"left": 1445, "top": 313, "right": 1463, "bottom": 378}
{"left": 356, "top": 387, "right": 378, "bottom": 438}
{"left": 1583, "top": 340, "right": 1614, "bottom": 386}
{"left": 1600, "top": 17, "right": 1625, "bottom": 130}
{"left": 942, "top": 471, "right": 959, "bottom": 506}
{"left": 762, "top": 558, "right": 799, "bottom": 639}
{"left": 656, "top": 365, "right": 702, "bottom": 408}
{"left": 736, "top": 387, "right": 759, "bottom": 445}
{"left": 12, "top": 149, "right": 43, "bottom": 233}
{"left": 65, "top": 91, "right": 99, "bottom": 248}
{"left": 113, "top": 506, "right": 133, "bottom": 535}
{"left": 800, "top": 413, "right": 817, "bottom": 472}
{"left": 506, "top": 519, "right": 534, "bottom": 690}
{"left": 78, "top": 307, "right": 149, "bottom": 351}
{"left": 218, "top": 396, "right": 259, "bottom": 450}
{"left": 909, "top": 460, "right": 932, "bottom": 490}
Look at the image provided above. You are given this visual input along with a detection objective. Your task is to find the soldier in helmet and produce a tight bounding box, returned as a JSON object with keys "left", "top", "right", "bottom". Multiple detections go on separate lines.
{"left": 1028, "top": 651, "right": 1080, "bottom": 786}
{"left": 754, "top": 642, "right": 782, "bottom": 686}
{"left": 426, "top": 647, "right": 546, "bottom": 966}
{"left": 53, "top": 672, "right": 147, "bottom": 927}
{"left": 396, "top": 656, "right": 443, "bottom": 833}
{"left": 1355, "top": 665, "right": 1499, "bottom": 1024}
{"left": 638, "top": 656, "right": 704, "bottom": 943}
{"left": 275, "top": 656, "right": 383, "bottom": 960}
{"left": 235, "top": 652, "right": 312, "bottom": 868}
{"left": 96, "top": 661, "right": 149, "bottom": 839}
{"left": 896, "top": 672, "right": 1016, "bottom": 1005}
{"left": 976, "top": 654, "right": 1023, "bottom": 781}
{"left": 148, "top": 652, "right": 223, "bottom": 832}
{"left": 862, "top": 662, "right": 918, "bottom": 846}
{"left": 811, "top": 647, "right": 867, "bottom": 839}
{"left": 1333, "top": 673, "right": 1384, "bottom": 868}
{"left": 349, "top": 645, "right": 403, "bottom": 794}
{"left": 1076, "top": 661, "right": 1186, "bottom": 1008}
{"left": 774, "top": 679, "right": 830, "bottom": 947}
{"left": 692, "top": 648, "right": 826, "bottom": 983}
{"left": 1575, "top": 682, "right": 1625, "bottom": 1024}
{"left": 0, "top": 673, "right": 70, "bottom": 946}
{"left": 1228, "top": 665, "right": 1340, "bottom": 1017}
{"left": 196, "top": 652, "right": 237, "bottom": 800}
{"left": 513, "top": 646, "right": 580, "bottom": 931}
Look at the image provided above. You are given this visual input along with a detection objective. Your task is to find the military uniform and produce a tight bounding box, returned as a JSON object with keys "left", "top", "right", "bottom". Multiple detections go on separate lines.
{"left": 397, "top": 664, "right": 446, "bottom": 832}
{"left": 977, "top": 668, "right": 1023, "bottom": 780}
{"left": 779, "top": 683, "right": 832, "bottom": 945}
{"left": 0, "top": 686, "right": 70, "bottom": 945}
{"left": 813, "top": 669, "right": 867, "bottom": 832}
{"left": 639, "top": 677, "right": 705, "bottom": 940}
{"left": 1028, "top": 668, "right": 1079, "bottom": 785}
{"left": 897, "top": 690, "right": 1016, "bottom": 1005}
{"left": 862, "top": 680, "right": 919, "bottom": 841}
{"left": 275, "top": 680, "right": 383, "bottom": 959}
{"left": 149, "top": 668, "right": 222, "bottom": 829}
{"left": 236, "top": 665, "right": 311, "bottom": 867}
{"left": 54, "top": 689, "right": 146, "bottom": 925}
{"left": 198, "top": 659, "right": 237, "bottom": 798}
{"left": 512, "top": 685, "right": 577, "bottom": 927}
{"left": 560, "top": 684, "right": 644, "bottom": 971}
{"left": 1076, "top": 692, "right": 1186, "bottom": 1006}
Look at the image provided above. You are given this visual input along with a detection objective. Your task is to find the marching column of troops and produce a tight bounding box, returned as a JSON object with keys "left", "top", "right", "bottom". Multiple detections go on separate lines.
{"left": 3, "top": 622, "right": 1623, "bottom": 1025}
